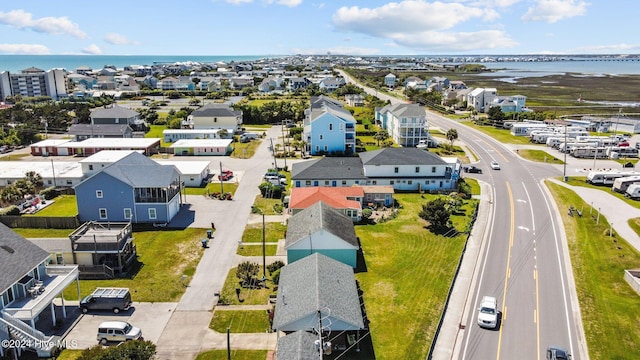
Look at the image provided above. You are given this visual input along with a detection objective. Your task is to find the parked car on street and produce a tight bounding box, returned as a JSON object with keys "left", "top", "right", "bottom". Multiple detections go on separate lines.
{"left": 464, "top": 166, "right": 482, "bottom": 174}
{"left": 218, "top": 170, "right": 234, "bottom": 181}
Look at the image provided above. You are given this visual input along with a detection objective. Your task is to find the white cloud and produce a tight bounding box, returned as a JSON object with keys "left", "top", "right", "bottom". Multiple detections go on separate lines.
{"left": 0, "top": 9, "right": 87, "bottom": 39}
{"left": 521, "top": 0, "right": 588, "bottom": 23}
{"left": 314, "top": 3, "right": 325, "bottom": 9}
{"left": 0, "top": 43, "right": 50, "bottom": 54}
{"left": 392, "top": 30, "right": 518, "bottom": 51}
{"left": 332, "top": 1, "right": 500, "bottom": 38}
{"left": 290, "top": 46, "right": 380, "bottom": 56}
{"left": 82, "top": 44, "right": 102, "bottom": 55}
{"left": 571, "top": 43, "right": 640, "bottom": 54}
{"left": 225, "top": 0, "right": 252, "bottom": 3}
{"left": 104, "top": 33, "right": 141, "bottom": 46}
{"left": 266, "top": 0, "right": 302, "bottom": 6}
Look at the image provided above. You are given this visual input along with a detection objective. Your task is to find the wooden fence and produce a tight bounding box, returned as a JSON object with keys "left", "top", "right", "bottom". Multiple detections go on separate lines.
{"left": 0, "top": 215, "right": 80, "bottom": 229}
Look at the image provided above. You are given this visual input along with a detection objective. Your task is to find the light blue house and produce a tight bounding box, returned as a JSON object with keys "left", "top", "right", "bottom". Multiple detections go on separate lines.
{"left": 384, "top": 73, "right": 397, "bottom": 88}
{"left": 285, "top": 201, "right": 359, "bottom": 268}
{"left": 74, "top": 152, "right": 182, "bottom": 224}
{"left": 303, "top": 96, "right": 356, "bottom": 156}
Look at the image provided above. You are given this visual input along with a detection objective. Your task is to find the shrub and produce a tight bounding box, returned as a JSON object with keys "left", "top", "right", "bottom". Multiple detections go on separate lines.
{"left": 39, "top": 186, "right": 59, "bottom": 200}
{"left": 271, "top": 269, "right": 281, "bottom": 285}
{"left": 0, "top": 205, "right": 20, "bottom": 215}
{"left": 267, "top": 260, "right": 285, "bottom": 274}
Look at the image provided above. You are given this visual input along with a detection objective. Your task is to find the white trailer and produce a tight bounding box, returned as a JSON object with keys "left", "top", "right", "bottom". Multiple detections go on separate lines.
{"left": 612, "top": 176, "right": 640, "bottom": 193}
{"left": 625, "top": 183, "right": 640, "bottom": 200}
{"left": 586, "top": 171, "right": 640, "bottom": 185}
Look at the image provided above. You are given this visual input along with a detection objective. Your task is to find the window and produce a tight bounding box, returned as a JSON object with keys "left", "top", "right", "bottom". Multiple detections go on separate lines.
{"left": 305, "top": 180, "right": 312, "bottom": 186}
{"left": 55, "top": 253, "right": 64, "bottom": 264}
{"left": 148, "top": 208, "right": 157, "bottom": 219}
{"left": 432, "top": 166, "right": 436, "bottom": 173}
{"left": 394, "top": 167, "right": 399, "bottom": 173}
{"left": 390, "top": 180, "right": 394, "bottom": 185}
{"left": 319, "top": 134, "right": 324, "bottom": 140}
{"left": 47, "top": 180, "right": 52, "bottom": 185}
{"left": 99, "top": 208, "right": 107, "bottom": 220}
{"left": 89, "top": 165, "right": 94, "bottom": 170}
{"left": 124, "top": 208, "right": 132, "bottom": 220}
{"left": 66, "top": 180, "right": 72, "bottom": 185}
{"left": 214, "top": 117, "right": 218, "bottom": 123}
{"left": 96, "top": 190, "right": 103, "bottom": 198}
{"left": 329, "top": 123, "right": 333, "bottom": 131}
{"left": 315, "top": 146, "right": 319, "bottom": 151}
{"left": 341, "top": 180, "right": 347, "bottom": 185}
{"left": 415, "top": 167, "right": 420, "bottom": 173}
{"left": 324, "top": 145, "right": 328, "bottom": 151}
{"left": 408, "top": 180, "right": 413, "bottom": 185}
{"left": 324, "top": 181, "right": 330, "bottom": 186}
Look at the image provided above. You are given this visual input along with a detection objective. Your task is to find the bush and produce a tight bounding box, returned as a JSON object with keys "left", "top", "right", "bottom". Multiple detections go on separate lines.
{"left": 39, "top": 186, "right": 59, "bottom": 200}
{"left": 0, "top": 206, "right": 20, "bottom": 215}
{"left": 271, "top": 269, "right": 281, "bottom": 285}
{"left": 267, "top": 260, "right": 285, "bottom": 274}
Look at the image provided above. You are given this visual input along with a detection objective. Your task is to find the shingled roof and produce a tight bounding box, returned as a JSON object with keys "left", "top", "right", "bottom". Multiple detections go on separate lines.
{"left": 276, "top": 331, "right": 318, "bottom": 360}
{"left": 191, "top": 104, "right": 240, "bottom": 118}
{"left": 0, "top": 223, "right": 50, "bottom": 294}
{"left": 291, "top": 157, "right": 366, "bottom": 181}
{"left": 286, "top": 201, "right": 358, "bottom": 248}
{"left": 359, "top": 147, "right": 447, "bottom": 166}
{"left": 272, "top": 253, "right": 364, "bottom": 332}
{"left": 90, "top": 105, "right": 139, "bottom": 119}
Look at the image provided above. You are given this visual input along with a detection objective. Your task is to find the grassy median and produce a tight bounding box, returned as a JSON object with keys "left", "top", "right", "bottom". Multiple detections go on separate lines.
{"left": 547, "top": 181, "right": 640, "bottom": 359}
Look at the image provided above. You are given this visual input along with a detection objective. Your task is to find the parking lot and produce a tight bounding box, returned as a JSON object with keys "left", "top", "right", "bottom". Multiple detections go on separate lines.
{"left": 63, "top": 302, "right": 177, "bottom": 349}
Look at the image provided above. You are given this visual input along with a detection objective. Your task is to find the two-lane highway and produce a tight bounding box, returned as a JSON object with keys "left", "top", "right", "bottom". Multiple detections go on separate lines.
{"left": 428, "top": 116, "right": 582, "bottom": 359}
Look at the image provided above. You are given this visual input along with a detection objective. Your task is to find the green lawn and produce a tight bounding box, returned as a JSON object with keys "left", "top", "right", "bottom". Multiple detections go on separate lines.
{"left": 463, "top": 178, "right": 481, "bottom": 195}
{"left": 62, "top": 228, "right": 207, "bottom": 302}
{"left": 252, "top": 196, "right": 285, "bottom": 215}
{"left": 355, "top": 194, "right": 477, "bottom": 359}
{"left": 629, "top": 217, "right": 640, "bottom": 237}
{"left": 464, "top": 121, "right": 534, "bottom": 145}
{"left": 519, "top": 149, "right": 565, "bottom": 164}
{"left": 219, "top": 268, "right": 277, "bottom": 305}
{"left": 0, "top": 153, "right": 30, "bottom": 161}
{"left": 146, "top": 124, "right": 170, "bottom": 147}
{"left": 195, "top": 350, "right": 268, "bottom": 360}
{"left": 230, "top": 139, "right": 262, "bottom": 159}
{"left": 236, "top": 244, "right": 277, "bottom": 256}
{"left": 209, "top": 310, "right": 271, "bottom": 333}
{"left": 547, "top": 181, "right": 640, "bottom": 360}
{"left": 185, "top": 182, "right": 238, "bottom": 196}
{"left": 241, "top": 222, "right": 286, "bottom": 243}
{"left": 55, "top": 349, "right": 83, "bottom": 360}
{"left": 26, "top": 195, "right": 77, "bottom": 217}
{"left": 13, "top": 228, "right": 73, "bottom": 238}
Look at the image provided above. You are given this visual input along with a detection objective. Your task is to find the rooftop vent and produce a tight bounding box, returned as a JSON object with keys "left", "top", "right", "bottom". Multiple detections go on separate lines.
{"left": 1, "top": 245, "right": 15, "bottom": 254}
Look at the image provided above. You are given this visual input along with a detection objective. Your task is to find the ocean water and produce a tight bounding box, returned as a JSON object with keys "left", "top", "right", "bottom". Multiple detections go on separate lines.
{"left": 0, "top": 55, "right": 271, "bottom": 73}
{"left": 478, "top": 59, "right": 640, "bottom": 76}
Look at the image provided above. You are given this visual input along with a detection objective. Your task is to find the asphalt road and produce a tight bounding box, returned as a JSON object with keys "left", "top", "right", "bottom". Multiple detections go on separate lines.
{"left": 337, "top": 69, "right": 585, "bottom": 359}
{"left": 439, "top": 123, "right": 583, "bottom": 360}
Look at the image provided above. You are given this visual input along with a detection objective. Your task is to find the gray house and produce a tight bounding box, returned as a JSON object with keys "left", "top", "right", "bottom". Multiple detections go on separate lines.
{"left": 291, "top": 157, "right": 366, "bottom": 188}
{"left": 74, "top": 152, "right": 182, "bottom": 224}
{"left": 0, "top": 223, "right": 79, "bottom": 357}
{"left": 285, "top": 201, "right": 359, "bottom": 268}
{"left": 272, "top": 253, "right": 365, "bottom": 333}
{"left": 90, "top": 104, "right": 141, "bottom": 126}
{"left": 276, "top": 330, "right": 319, "bottom": 360}
{"left": 67, "top": 124, "right": 133, "bottom": 141}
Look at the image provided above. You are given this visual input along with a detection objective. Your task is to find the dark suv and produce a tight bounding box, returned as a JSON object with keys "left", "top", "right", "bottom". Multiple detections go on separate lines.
{"left": 546, "top": 346, "right": 571, "bottom": 360}
{"left": 464, "top": 166, "right": 482, "bottom": 174}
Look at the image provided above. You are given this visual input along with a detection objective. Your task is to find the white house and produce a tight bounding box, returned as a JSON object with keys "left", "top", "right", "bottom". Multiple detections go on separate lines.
{"left": 189, "top": 104, "right": 243, "bottom": 133}
{"left": 375, "top": 103, "right": 429, "bottom": 147}
{"left": 466, "top": 88, "right": 498, "bottom": 113}
{"left": 170, "top": 139, "right": 233, "bottom": 156}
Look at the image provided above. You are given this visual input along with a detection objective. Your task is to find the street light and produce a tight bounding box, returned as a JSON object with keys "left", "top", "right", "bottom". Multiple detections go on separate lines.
{"left": 563, "top": 124, "right": 568, "bottom": 182}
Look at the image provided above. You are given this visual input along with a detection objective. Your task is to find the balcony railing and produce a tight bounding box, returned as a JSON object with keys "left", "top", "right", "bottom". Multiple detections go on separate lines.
{"left": 3, "top": 265, "right": 79, "bottom": 321}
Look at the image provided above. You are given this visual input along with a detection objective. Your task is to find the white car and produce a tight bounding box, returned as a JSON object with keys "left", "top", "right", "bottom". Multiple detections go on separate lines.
{"left": 490, "top": 161, "right": 500, "bottom": 170}
{"left": 477, "top": 296, "right": 498, "bottom": 329}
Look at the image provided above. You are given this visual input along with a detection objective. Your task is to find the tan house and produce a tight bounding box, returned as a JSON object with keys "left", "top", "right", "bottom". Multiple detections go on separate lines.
{"left": 188, "top": 104, "right": 243, "bottom": 133}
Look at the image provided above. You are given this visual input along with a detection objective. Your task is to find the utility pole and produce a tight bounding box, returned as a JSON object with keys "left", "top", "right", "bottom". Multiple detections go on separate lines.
{"left": 270, "top": 138, "right": 278, "bottom": 170}
{"left": 262, "top": 212, "right": 266, "bottom": 281}
{"left": 563, "top": 124, "right": 568, "bottom": 181}
{"left": 219, "top": 161, "right": 224, "bottom": 194}
{"left": 281, "top": 122, "right": 288, "bottom": 170}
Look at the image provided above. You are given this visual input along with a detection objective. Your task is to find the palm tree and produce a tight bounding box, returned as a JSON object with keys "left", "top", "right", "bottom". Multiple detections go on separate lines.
{"left": 446, "top": 128, "right": 458, "bottom": 146}
{"left": 374, "top": 129, "right": 389, "bottom": 146}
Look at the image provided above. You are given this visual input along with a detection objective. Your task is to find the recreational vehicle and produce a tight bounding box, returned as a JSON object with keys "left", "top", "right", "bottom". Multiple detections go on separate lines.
{"left": 586, "top": 171, "right": 640, "bottom": 186}
{"left": 612, "top": 176, "right": 640, "bottom": 193}
{"left": 625, "top": 183, "right": 640, "bottom": 200}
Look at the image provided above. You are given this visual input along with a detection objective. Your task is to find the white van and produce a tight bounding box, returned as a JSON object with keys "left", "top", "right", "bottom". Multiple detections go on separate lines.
{"left": 96, "top": 321, "right": 142, "bottom": 345}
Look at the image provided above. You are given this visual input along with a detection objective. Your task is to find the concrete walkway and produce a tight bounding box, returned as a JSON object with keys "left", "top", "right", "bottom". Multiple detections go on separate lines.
{"left": 155, "top": 127, "right": 284, "bottom": 359}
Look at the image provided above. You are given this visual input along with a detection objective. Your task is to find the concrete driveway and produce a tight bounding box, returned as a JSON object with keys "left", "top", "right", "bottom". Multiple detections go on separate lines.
{"left": 63, "top": 302, "right": 177, "bottom": 350}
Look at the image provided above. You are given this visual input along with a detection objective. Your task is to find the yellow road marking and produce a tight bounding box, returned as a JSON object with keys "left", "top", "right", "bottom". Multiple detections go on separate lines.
{"left": 496, "top": 182, "right": 514, "bottom": 360}
{"left": 479, "top": 139, "right": 510, "bottom": 163}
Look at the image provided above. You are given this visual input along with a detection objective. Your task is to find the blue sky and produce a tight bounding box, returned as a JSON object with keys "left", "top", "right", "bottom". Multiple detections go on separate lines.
{"left": 0, "top": 0, "right": 637, "bottom": 56}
